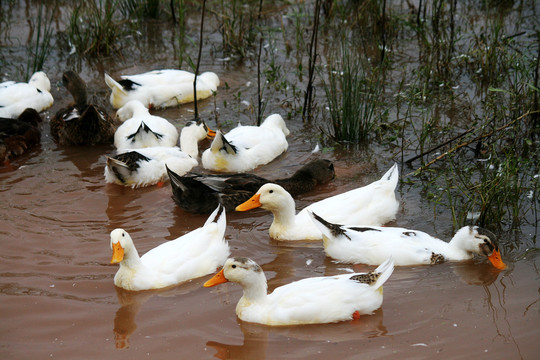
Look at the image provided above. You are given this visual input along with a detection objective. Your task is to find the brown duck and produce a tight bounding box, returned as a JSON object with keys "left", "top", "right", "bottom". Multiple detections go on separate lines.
{"left": 167, "top": 159, "right": 335, "bottom": 213}
{"left": 50, "top": 71, "right": 117, "bottom": 145}
{"left": 0, "top": 108, "right": 42, "bottom": 165}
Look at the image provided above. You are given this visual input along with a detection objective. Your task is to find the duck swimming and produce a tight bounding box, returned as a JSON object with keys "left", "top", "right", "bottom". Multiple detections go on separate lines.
{"left": 0, "top": 71, "right": 54, "bottom": 118}
{"left": 0, "top": 108, "right": 42, "bottom": 165}
{"left": 309, "top": 212, "right": 507, "bottom": 269}
{"left": 104, "top": 146, "right": 199, "bottom": 188}
{"left": 167, "top": 159, "right": 335, "bottom": 213}
{"left": 201, "top": 114, "right": 290, "bottom": 173}
{"left": 204, "top": 256, "right": 394, "bottom": 326}
{"left": 104, "top": 69, "right": 219, "bottom": 109}
{"left": 110, "top": 205, "right": 229, "bottom": 291}
{"left": 236, "top": 163, "right": 399, "bottom": 241}
{"left": 50, "top": 71, "right": 117, "bottom": 145}
{"left": 113, "top": 100, "right": 179, "bottom": 150}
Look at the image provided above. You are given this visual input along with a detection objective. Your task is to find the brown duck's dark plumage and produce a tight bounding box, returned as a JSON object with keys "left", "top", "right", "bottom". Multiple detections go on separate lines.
{"left": 0, "top": 108, "right": 42, "bottom": 165}
{"left": 167, "top": 159, "right": 335, "bottom": 214}
{"left": 50, "top": 70, "right": 118, "bottom": 145}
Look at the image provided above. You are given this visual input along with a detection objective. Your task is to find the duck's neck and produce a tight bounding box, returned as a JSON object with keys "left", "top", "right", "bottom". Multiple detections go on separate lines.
{"left": 239, "top": 274, "right": 268, "bottom": 304}
{"left": 71, "top": 84, "right": 88, "bottom": 108}
{"left": 120, "top": 244, "right": 144, "bottom": 270}
{"left": 447, "top": 227, "right": 475, "bottom": 260}
{"left": 179, "top": 129, "right": 203, "bottom": 158}
{"left": 267, "top": 197, "right": 297, "bottom": 238}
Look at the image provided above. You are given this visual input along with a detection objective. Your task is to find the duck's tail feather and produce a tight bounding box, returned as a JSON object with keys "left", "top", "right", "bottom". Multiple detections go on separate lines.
{"left": 381, "top": 163, "right": 399, "bottom": 189}
{"left": 210, "top": 130, "right": 236, "bottom": 155}
{"left": 371, "top": 257, "right": 395, "bottom": 290}
{"left": 104, "top": 74, "right": 128, "bottom": 95}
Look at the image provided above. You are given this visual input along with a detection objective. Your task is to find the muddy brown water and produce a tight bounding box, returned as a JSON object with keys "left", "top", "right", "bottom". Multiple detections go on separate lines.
{"left": 1, "top": 2, "right": 539, "bottom": 359}
{"left": 1, "top": 95, "right": 538, "bottom": 359}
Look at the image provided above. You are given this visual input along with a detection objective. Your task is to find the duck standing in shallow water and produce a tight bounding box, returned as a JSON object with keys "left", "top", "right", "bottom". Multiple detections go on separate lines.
{"left": 201, "top": 114, "right": 290, "bottom": 173}
{"left": 309, "top": 212, "right": 507, "bottom": 269}
{"left": 50, "top": 71, "right": 117, "bottom": 145}
{"left": 0, "top": 108, "right": 42, "bottom": 165}
{"left": 113, "top": 100, "right": 179, "bottom": 150}
{"left": 236, "top": 163, "right": 400, "bottom": 241}
{"left": 0, "top": 71, "right": 54, "bottom": 118}
{"left": 204, "top": 256, "right": 395, "bottom": 326}
{"left": 104, "top": 70, "right": 219, "bottom": 109}
{"left": 167, "top": 159, "right": 335, "bottom": 213}
{"left": 110, "top": 206, "right": 229, "bottom": 291}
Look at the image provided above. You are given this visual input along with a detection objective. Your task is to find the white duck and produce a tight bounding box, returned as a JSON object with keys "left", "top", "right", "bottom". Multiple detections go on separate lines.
{"left": 0, "top": 71, "right": 54, "bottom": 118}
{"left": 110, "top": 205, "right": 229, "bottom": 291}
{"left": 309, "top": 212, "right": 507, "bottom": 269}
{"left": 104, "top": 70, "right": 219, "bottom": 109}
{"left": 201, "top": 114, "right": 290, "bottom": 172}
{"left": 204, "top": 256, "right": 394, "bottom": 326}
{"left": 114, "top": 100, "right": 179, "bottom": 150}
{"left": 104, "top": 146, "right": 198, "bottom": 188}
{"left": 236, "top": 163, "right": 400, "bottom": 241}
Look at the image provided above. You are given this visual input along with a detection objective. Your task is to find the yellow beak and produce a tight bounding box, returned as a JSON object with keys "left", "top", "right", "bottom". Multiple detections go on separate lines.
{"left": 235, "top": 193, "right": 262, "bottom": 211}
{"left": 204, "top": 268, "right": 228, "bottom": 287}
{"left": 111, "top": 242, "right": 125, "bottom": 264}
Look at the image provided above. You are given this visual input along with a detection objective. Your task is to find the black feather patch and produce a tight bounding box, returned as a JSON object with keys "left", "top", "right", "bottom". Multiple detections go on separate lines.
{"left": 430, "top": 252, "right": 445, "bottom": 264}
{"left": 311, "top": 212, "right": 350, "bottom": 240}
{"left": 349, "top": 227, "right": 381, "bottom": 233}
{"left": 126, "top": 121, "right": 163, "bottom": 141}
{"left": 118, "top": 79, "right": 141, "bottom": 91}
{"left": 114, "top": 151, "right": 151, "bottom": 171}
{"left": 402, "top": 231, "right": 417, "bottom": 237}
{"left": 350, "top": 271, "right": 379, "bottom": 285}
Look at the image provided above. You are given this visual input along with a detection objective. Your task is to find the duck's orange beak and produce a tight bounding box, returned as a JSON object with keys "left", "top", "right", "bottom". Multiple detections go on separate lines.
{"left": 235, "top": 193, "right": 261, "bottom": 211}
{"left": 487, "top": 248, "right": 506, "bottom": 270}
{"left": 206, "top": 126, "right": 216, "bottom": 138}
{"left": 204, "top": 268, "right": 228, "bottom": 287}
{"left": 111, "top": 242, "right": 124, "bottom": 264}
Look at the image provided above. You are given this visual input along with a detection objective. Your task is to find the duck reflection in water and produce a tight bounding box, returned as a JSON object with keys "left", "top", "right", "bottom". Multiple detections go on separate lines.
{"left": 112, "top": 280, "right": 204, "bottom": 349}
{"left": 206, "top": 309, "right": 386, "bottom": 360}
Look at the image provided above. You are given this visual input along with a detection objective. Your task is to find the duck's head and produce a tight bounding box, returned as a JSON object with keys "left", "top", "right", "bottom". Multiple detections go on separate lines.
{"left": 455, "top": 226, "right": 506, "bottom": 270}
{"left": 262, "top": 114, "right": 290, "bottom": 136}
{"left": 116, "top": 100, "right": 147, "bottom": 121}
{"left": 110, "top": 229, "right": 133, "bottom": 264}
{"left": 183, "top": 120, "right": 216, "bottom": 141}
{"left": 199, "top": 72, "right": 220, "bottom": 89}
{"left": 235, "top": 183, "right": 294, "bottom": 212}
{"left": 297, "top": 159, "right": 335, "bottom": 184}
{"left": 29, "top": 71, "right": 51, "bottom": 92}
{"left": 204, "top": 257, "right": 264, "bottom": 287}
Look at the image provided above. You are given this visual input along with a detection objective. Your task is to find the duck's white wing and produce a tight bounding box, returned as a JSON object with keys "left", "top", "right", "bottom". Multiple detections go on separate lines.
{"left": 259, "top": 274, "right": 383, "bottom": 325}
{"left": 141, "top": 208, "right": 228, "bottom": 280}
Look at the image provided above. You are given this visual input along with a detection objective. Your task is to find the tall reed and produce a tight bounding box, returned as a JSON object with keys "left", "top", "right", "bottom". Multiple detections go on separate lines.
{"left": 322, "top": 42, "right": 382, "bottom": 143}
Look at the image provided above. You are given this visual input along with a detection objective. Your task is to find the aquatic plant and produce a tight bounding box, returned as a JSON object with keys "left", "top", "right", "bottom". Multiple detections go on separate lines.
{"left": 26, "top": 1, "right": 56, "bottom": 77}
{"left": 321, "top": 42, "right": 383, "bottom": 144}
{"left": 211, "top": 0, "right": 262, "bottom": 58}
{"left": 66, "top": 0, "right": 128, "bottom": 57}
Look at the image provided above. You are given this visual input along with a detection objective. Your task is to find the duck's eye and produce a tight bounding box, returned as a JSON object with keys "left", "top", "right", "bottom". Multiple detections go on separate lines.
{"left": 122, "top": 233, "right": 125, "bottom": 237}
{"left": 232, "top": 264, "right": 236, "bottom": 269}
{"left": 484, "top": 239, "right": 488, "bottom": 243}
{"left": 269, "top": 190, "right": 273, "bottom": 194}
